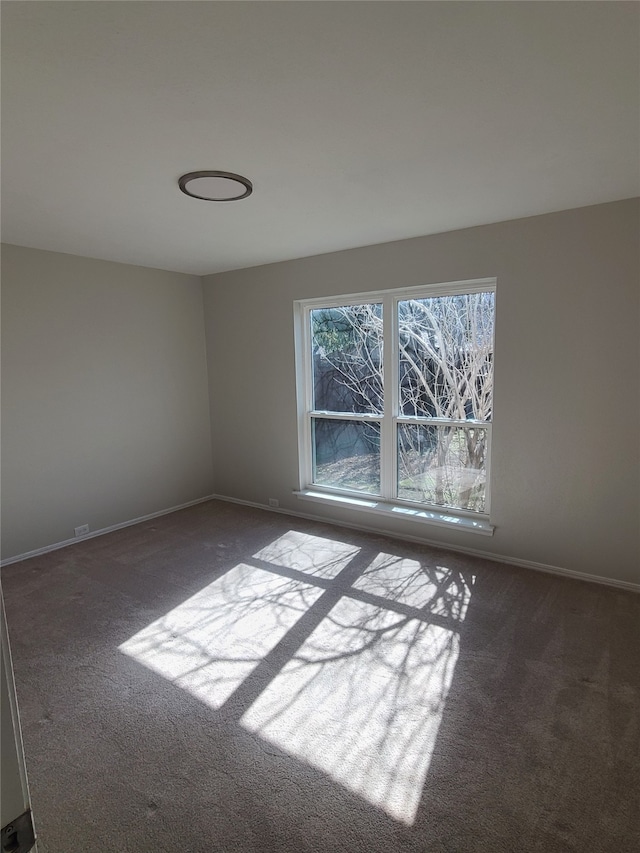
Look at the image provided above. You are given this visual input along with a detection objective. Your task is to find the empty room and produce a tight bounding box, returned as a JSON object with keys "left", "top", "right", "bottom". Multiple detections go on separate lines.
{"left": 1, "top": 2, "right": 638, "bottom": 852}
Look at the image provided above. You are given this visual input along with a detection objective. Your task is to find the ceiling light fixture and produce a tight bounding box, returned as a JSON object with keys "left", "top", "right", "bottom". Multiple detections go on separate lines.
{"left": 178, "top": 171, "right": 253, "bottom": 202}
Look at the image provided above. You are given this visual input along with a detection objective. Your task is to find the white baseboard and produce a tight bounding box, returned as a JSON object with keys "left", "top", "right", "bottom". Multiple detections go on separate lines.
{"left": 3, "top": 492, "right": 638, "bottom": 594}
{"left": 0, "top": 495, "right": 216, "bottom": 568}
{"left": 210, "top": 494, "right": 640, "bottom": 594}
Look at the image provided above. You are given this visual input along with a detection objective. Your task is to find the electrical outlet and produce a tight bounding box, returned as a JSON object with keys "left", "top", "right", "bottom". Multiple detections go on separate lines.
{"left": 74, "top": 524, "right": 90, "bottom": 537}
{"left": 268, "top": 498, "right": 279, "bottom": 508}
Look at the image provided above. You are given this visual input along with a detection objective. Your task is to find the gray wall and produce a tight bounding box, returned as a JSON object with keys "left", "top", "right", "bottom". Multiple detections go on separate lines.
{"left": 1, "top": 245, "right": 213, "bottom": 558}
{"left": 202, "top": 199, "right": 640, "bottom": 585}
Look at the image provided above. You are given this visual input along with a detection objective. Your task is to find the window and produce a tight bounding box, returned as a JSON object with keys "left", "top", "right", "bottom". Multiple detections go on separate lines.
{"left": 294, "top": 279, "right": 496, "bottom": 533}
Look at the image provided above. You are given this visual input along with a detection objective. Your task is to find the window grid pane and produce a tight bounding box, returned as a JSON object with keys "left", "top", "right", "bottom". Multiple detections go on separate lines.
{"left": 397, "top": 423, "right": 488, "bottom": 513}
{"left": 398, "top": 292, "right": 494, "bottom": 422}
{"left": 312, "top": 418, "right": 381, "bottom": 495}
{"left": 311, "top": 304, "right": 383, "bottom": 415}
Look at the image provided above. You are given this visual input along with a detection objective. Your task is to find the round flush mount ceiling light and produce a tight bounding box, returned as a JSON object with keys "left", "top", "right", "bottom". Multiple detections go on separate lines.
{"left": 178, "top": 171, "right": 252, "bottom": 202}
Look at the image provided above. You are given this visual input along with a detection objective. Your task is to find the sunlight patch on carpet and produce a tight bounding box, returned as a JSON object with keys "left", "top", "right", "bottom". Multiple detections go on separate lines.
{"left": 240, "top": 595, "right": 462, "bottom": 824}
{"left": 119, "top": 562, "right": 324, "bottom": 708}
{"left": 354, "top": 553, "right": 472, "bottom": 619}
{"left": 253, "top": 530, "right": 361, "bottom": 578}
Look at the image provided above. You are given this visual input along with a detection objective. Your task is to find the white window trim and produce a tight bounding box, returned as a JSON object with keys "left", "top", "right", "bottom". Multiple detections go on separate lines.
{"left": 293, "top": 278, "right": 496, "bottom": 535}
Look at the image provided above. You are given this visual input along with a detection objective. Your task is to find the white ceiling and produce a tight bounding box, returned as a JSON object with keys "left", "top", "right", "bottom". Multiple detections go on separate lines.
{"left": 2, "top": 1, "right": 638, "bottom": 276}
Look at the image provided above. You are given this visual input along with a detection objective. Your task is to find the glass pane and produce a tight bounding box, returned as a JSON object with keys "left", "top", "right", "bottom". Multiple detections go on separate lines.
{"left": 311, "top": 304, "right": 383, "bottom": 414}
{"left": 397, "top": 424, "right": 488, "bottom": 512}
{"left": 313, "top": 418, "right": 380, "bottom": 494}
{"left": 398, "top": 292, "right": 494, "bottom": 421}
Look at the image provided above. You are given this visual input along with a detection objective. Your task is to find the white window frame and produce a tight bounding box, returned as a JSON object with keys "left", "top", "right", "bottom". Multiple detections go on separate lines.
{"left": 293, "top": 278, "right": 496, "bottom": 535}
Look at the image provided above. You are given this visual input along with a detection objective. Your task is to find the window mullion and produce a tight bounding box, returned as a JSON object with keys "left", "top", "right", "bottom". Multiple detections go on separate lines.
{"left": 380, "top": 294, "right": 396, "bottom": 500}
{"left": 396, "top": 416, "right": 489, "bottom": 427}
{"left": 303, "top": 306, "right": 314, "bottom": 488}
{"left": 309, "top": 411, "right": 382, "bottom": 421}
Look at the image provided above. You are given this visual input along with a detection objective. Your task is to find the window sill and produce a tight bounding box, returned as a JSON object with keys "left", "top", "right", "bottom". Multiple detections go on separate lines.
{"left": 293, "top": 489, "right": 495, "bottom": 536}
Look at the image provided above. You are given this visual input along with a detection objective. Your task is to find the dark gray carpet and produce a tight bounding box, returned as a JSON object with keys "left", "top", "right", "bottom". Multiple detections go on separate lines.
{"left": 2, "top": 499, "right": 639, "bottom": 853}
